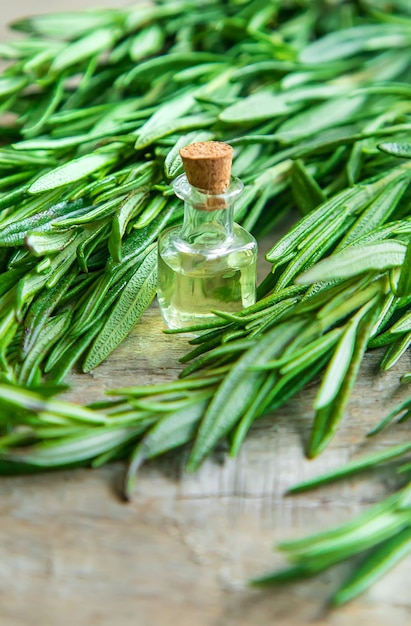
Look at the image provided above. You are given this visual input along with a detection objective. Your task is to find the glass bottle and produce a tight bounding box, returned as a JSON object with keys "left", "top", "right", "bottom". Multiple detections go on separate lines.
{"left": 157, "top": 162, "right": 257, "bottom": 329}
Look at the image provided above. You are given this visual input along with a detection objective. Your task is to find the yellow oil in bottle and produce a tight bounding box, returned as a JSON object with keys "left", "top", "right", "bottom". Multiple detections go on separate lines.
{"left": 157, "top": 230, "right": 257, "bottom": 328}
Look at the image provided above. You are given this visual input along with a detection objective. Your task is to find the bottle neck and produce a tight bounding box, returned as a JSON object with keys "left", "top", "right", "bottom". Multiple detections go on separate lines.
{"left": 181, "top": 202, "right": 234, "bottom": 246}
{"left": 173, "top": 173, "right": 243, "bottom": 248}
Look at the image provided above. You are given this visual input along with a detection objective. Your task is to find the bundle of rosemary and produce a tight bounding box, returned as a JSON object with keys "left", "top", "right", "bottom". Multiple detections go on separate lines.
{"left": 0, "top": 0, "right": 410, "bottom": 606}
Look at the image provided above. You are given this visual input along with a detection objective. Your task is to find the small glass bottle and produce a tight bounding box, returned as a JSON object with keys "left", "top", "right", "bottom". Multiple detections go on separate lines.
{"left": 157, "top": 141, "right": 257, "bottom": 329}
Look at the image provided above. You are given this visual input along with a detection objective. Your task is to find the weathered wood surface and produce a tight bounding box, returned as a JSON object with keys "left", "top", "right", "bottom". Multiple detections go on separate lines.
{"left": 1, "top": 3, "right": 411, "bottom": 624}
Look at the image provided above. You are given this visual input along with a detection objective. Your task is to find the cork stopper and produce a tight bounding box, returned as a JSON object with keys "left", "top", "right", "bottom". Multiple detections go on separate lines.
{"left": 179, "top": 141, "right": 233, "bottom": 194}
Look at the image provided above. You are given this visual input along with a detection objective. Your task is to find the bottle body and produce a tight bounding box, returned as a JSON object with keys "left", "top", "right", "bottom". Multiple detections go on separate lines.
{"left": 157, "top": 174, "right": 257, "bottom": 329}
{"left": 158, "top": 224, "right": 257, "bottom": 328}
